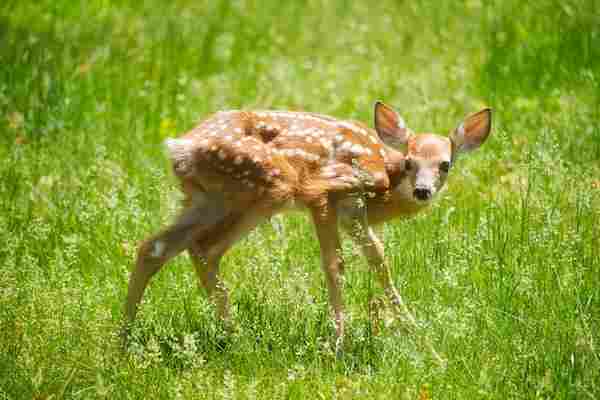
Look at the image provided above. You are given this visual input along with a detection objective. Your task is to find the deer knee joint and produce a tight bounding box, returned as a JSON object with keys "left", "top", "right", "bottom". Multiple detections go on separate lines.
{"left": 205, "top": 246, "right": 223, "bottom": 264}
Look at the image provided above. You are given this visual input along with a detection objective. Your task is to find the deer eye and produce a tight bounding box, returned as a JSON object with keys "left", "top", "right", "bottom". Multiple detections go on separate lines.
{"left": 404, "top": 158, "right": 412, "bottom": 171}
{"left": 440, "top": 161, "right": 451, "bottom": 173}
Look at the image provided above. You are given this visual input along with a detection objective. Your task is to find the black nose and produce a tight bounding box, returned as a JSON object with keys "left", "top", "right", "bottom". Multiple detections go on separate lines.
{"left": 413, "top": 187, "right": 432, "bottom": 201}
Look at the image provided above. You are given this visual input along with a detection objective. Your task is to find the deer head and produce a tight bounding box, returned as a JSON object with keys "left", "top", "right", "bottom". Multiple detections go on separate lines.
{"left": 374, "top": 101, "right": 492, "bottom": 202}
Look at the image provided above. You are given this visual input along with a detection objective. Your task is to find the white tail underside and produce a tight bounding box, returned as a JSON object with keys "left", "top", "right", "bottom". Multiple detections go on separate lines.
{"left": 164, "top": 138, "right": 194, "bottom": 163}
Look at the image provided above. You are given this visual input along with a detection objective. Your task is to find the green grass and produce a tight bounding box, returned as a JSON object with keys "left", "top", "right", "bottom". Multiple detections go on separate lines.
{"left": 1, "top": 0, "right": 599, "bottom": 398}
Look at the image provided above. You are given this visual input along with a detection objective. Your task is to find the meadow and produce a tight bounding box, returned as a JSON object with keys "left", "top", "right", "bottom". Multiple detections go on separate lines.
{"left": 1, "top": 0, "right": 599, "bottom": 398}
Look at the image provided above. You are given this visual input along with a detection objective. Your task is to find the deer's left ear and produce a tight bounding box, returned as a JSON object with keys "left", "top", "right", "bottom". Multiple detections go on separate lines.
{"left": 374, "top": 101, "right": 412, "bottom": 149}
{"left": 450, "top": 108, "right": 492, "bottom": 155}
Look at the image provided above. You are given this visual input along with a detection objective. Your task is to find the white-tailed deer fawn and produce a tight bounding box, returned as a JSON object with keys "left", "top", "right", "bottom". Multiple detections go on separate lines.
{"left": 125, "top": 101, "right": 491, "bottom": 363}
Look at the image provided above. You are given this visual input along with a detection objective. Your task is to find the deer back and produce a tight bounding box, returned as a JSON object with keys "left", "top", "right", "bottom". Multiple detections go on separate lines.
{"left": 165, "top": 110, "right": 398, "bottom": 207}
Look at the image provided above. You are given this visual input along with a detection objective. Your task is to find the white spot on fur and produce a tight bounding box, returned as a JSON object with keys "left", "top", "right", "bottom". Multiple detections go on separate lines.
{"left": 337, "top": 121, "right": 356, "bottom": 131}
{"left": 320, "top": 138, "right": 333, "bottom": 149}
{"left": 351, "top": 144, "right": 364, "bottom": 155}
{"left": 308, "top": 153, "right": 320, "bottom": 162}
{"left": 397, "top": 116, "right": 406, "bottom": 129}
{"left": 341, "top": 141, "right": 353, "bottom": 151}
{"left": 151, "top": 241, "right": 165, "bottom": 258}
{"left": 456, "top": 123, "right": 465, "bottom": 138}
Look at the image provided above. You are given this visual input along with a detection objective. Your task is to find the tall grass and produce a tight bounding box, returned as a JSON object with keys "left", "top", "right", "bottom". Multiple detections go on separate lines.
{"left": 1, "top": 0, "right": 598, "bottom": 398}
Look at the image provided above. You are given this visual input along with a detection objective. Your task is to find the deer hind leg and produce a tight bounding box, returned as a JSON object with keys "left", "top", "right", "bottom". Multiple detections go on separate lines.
{"left": 186, "top": 212, "right": 242, "bottom": 322}
{"left": 188, "top": 246, "right": 231, "bottom": 321}
{"left": 186, "top": 201, "right": 282, "bottom": 322}
{"left": 310, "top": 200, "right": 346, "bottom": 354}
{"left": 125, "top": 194, "right": 227, "bottom": 325}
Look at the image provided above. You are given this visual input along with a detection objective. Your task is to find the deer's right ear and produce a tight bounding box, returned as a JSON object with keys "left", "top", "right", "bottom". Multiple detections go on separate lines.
{"left": 374, "top": 101, "right": 412, "bottom": 149}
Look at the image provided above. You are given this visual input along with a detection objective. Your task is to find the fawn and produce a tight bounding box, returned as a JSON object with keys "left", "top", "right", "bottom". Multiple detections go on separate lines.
{"left": 125, "top": 101, "right": 491, "bottom": 362}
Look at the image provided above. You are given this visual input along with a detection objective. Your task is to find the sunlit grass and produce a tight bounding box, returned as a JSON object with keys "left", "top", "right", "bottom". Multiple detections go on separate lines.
{"left": 1, "top": 0, "right": 598, "bottom": 398}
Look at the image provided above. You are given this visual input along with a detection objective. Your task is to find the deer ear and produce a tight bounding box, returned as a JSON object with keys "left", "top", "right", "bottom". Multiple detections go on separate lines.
{"left": 374, "top": 101, "right": 412, "bottom": 148}
{"left": 450, "top": 108, "right": 492, "bottom": 154}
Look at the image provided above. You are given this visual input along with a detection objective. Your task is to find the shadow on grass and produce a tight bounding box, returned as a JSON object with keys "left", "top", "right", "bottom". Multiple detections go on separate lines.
{"left": 126, "top": 296, "right": 395, "bottom": 375}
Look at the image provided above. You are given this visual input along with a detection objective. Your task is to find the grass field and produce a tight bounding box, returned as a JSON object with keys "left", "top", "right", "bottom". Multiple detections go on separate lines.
{"left": 1, "top": 0, "right": 599, "bottom": 398}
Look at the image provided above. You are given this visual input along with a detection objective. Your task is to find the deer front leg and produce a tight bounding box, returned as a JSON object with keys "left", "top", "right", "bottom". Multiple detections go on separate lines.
{"left": 310, "top": 201, "right": 345, "bottom": 354}
{"left": 342, "top": 198, "right": 445, "bottom": 366}
{"left": 350, "top": 222, "right": 419, "bottom": 330}
{"left": 339, "top": 197, "right": 417, "bottom": 328}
